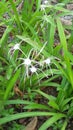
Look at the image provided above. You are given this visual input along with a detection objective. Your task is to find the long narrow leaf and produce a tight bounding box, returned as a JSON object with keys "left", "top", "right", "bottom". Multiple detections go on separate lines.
{"left": 57, "top": 18, "right": 67, "bottom": 52}
{"left": 0, "top": 26, "right": 12, "bottom": 47}
{"left": 24, "top": 103, "right": 50, "bottom": 110}
{"left": 0, "top": 112, "right": 56, "bottom": 125}
{"left": 61, "top": 120, "right": 67, "bottom": 130}
{"left": 39, "top": 113, "right": 66, "bottom": 130}
{"left": 35, "top": 90, "right": 56, "bottom": 100}
{"left": 9, "top": 0, "right": 22, "bottom": 32}
{"left": 57, "top": 19, "right": 73, "bottom": 87}
{"left": 4, "top": 69, "right": 20, "bottom": 100}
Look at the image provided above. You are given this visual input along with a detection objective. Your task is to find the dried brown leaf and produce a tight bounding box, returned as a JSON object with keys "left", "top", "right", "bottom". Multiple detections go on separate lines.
{"left": 14, "top": 86, "right": 23, "bottom": 97}
{"left": 25, "top": 117, "right": 38, "bottom": 130}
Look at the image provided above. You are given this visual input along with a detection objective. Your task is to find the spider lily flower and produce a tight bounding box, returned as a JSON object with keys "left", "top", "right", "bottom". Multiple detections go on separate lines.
{"left": 30, "top": 66, "right": 37, "bottom": 73}
{"left": 42, "top": 57, "right": 53, "bottom": 76}
{"left": 29, "top": 66, "right": 41, "bottom": 86}
{"left": 44, "top": 58, "right": 51, "bottom": 65}
{"left": 15, "top": 48, "right": 40, "bottom": 77}
{"left": 15, "top": 44, "right": 46, "bottom": 75}
{"left": 9, "top": 43, "right": 20, "bottom": 55}
{"left": 16, "top": 55, "right": 38, "bottom": 77}
{"left": 9, "top": 41, "right": 26, "bottom": 57}
{"left": 39, "top": 57, "right": 51, "bottom": 67}
{"left": 16, "top": 58, "right": 32, "bottom": 68}
{"left": 44, "top": 56, "right": 60, "bottom": 65}
{"left": 24, "top": 58, "right": 31, "bottom": 66}
{"left": 41, "top": 0, "right": 49, "bottom": 11}
{"left": 13, "top": 43, "right": 20, "bottom": 50}
{"left": 42, "top": 56, "right": 60, "bottom": 76}
{"left": 30, "top": 64, "right": 48, "bottom": 78}
{"left": 41, "top": 3, "right": 52, "bottom": 12}
{"left": 15, "top": 57, "right": 32, "bottom": 77}
{"left": 42, "top": 0, "right": 48, "bottom": 4}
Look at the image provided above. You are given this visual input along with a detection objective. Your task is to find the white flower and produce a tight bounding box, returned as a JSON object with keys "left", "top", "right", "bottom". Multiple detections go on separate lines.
{"left": 30, "top": 66, "right": 37, "bottom": 73}
{"left": 15, "top": 57, "right": 32, "bottom": 77}
{"left": 41, "top": 5, "right": 46, "bottom": 11}
{"left": 9, "top": 41, "right": 27, "bottom": 57}
{"left": 13, "top": 43, "right": 20, "bottom": 50}
{"left": 44, "top": 0, "right": 48, "bottom": 4}
{"left": 9, "top": 43, "right": 20, "bottom": 55}
{"left": 16, "top": 57, "right": 32, "bottom": 67}
{"left": 24, "top": 58, "right": 31, "bottom": 66}
{"left": 42, "top": 57, "right": 53, "bottom": 76}
{"left": 44, "top": 58, "right": 51, "bottom": 65}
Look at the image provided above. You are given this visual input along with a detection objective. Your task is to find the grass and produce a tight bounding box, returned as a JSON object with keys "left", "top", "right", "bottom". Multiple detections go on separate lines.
{"left": 0, "top": 0, "right": 73, "bottom": 130}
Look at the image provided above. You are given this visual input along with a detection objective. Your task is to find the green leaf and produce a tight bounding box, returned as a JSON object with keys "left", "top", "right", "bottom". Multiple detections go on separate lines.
{"left": 39, "top": 113, "right": 66, "bottom": 130}
{"left": 24, "top": 103, "right": 50, "bottom": 110}
{"left": 4, "top": 100, "right": 33, "bottom": 105}
{"left": 4, "top": 69, "right": 20, "bottom": 100}
{"left": 54, "top": 60, "right": 69, "bottom": 80}
{"left": 66, "top": 51, "right": 73, "bottom": 63}
{"left": 35, "top": 90, "right": 56, "bottom": 101}
{"left": 9, "top": 0, "right": 22, "bottom": 32}
{"left": 0, "top": 26, "right": 12, "bottom": 47}
{"left": 57, "top": 18, "right": 67, "bottom": 52}
{"left": 0, "top": 56, "right": 9, "bottom": 65}
{"left": 47, "top": 18, "right": 55, "bottom": 54}
{"left": 49, "top": 100, "right": 59, "bottom": 110}
{"left": 57, "top": 19, "right": 73, "bottom": 87}
{"left": 36, "top": 0, "right": 42, "bottom": 11}
{"left": 55, "top": 5, "right": 70, "bottom": 12}
{"left": 61, "top": 97, "right": 73, "bottom": 112}
{"left": 0, "top": 112, "right": 56, "bottom": 125}
{"left": 61, "top": 120, "right": 67, "bottom": 130}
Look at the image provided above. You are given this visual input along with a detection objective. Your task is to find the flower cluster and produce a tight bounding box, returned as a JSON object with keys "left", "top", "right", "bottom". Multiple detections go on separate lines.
{"left": 9, "top": 42, "right": 57, "bottom": 78}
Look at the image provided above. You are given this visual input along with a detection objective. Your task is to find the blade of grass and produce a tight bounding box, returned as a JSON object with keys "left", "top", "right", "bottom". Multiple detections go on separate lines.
{"left": 36, "top": 0, "right": 42, "bottom": 11}
{"left": 9, "top": 0, "right": 22, "bottom": 32}
{"left": 24, "top": 103, "right": 50, "bottom": 110}
{"left": 66, "top": 51, "right": 73, "bottom": 63}
{"left": 54, "top": 60, "right": 69, "bottom": 80}
{"left": 22, "top": 20, "right": 40, "bottom": 42}
{"left": 48, "top": 23, "right": 55, "bottom": 54}
{"left": 0, "top": 56, "right": 9, "bottom": 65}
{"left": 61, "top": 120, "right": 67, "bottom": 130}
{"left": 4, "top": 69, "right": 20, "bottom": 100}
{"left": 35, "top": 90, "right": 56, "bottom": 101}
{"left": 4, "top": 100, "right": 33, "bottom": 105}
{"left": 68, "top": 19, "right": 73, "bottom": 49}
{"left": 57, "top": 19, "right": 73, "bottom": 87}
{"left": 39, "top": 113, "right": 66, "bottom": 130}
{"left": 0, "top": 26, "right": 12, "bottom": 48}
{"left": 57, "top": 19, "right": 67, "bottom": 51}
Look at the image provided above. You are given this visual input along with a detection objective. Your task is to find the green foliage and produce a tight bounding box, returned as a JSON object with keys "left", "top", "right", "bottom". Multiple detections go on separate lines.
{"left": 4, "top": 69, "right": 20, "bottom": 100}
{"left": 0, "top": 0, "right": 73, "bottom": 129}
